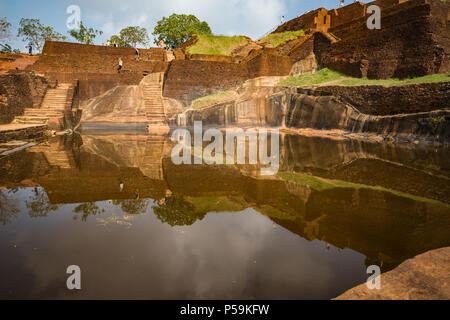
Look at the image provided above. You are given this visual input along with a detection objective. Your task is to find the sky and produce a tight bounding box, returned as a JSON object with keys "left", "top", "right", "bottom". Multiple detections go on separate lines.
{"left": 0, "top": 0, "right": 361, "bottom": 52}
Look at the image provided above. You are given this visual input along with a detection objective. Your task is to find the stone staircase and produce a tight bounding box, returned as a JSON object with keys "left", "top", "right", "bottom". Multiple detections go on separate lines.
{"left": 141, "top": 73, "right": 167, "bottom": 126}
{"left": 13, "top": 83, "right": 74, "bottom": 130}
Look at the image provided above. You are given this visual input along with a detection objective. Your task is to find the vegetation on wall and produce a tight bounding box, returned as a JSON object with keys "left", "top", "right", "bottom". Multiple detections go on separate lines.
{"left": 186, "top": 34, "right": 250, "bottom": 56}
{"left": 278, "top": 68, "right": 450, "bottom": 87}
{"left": 259, "top": 30, "right": 305, "bottom": 48}
{"left": 190, "top": 90, "right": 239, "bottom": 109}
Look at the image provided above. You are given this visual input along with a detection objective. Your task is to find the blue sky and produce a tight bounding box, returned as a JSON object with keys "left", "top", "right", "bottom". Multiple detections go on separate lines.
{"left": 1, "top": 0, "right": 361, "bottom": 51}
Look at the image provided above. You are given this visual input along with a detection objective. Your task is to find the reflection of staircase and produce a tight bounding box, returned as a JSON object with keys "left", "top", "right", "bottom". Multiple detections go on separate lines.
{"left": 142, "top": 73, "right": 166, "bottom": 125}
{"left": 29, "top": 141, "right": 75, "bottom": 169}
{"left": 139, "top": 135, "right": 166, "bottom": 180}
{"left": 13, "top": 83, "right": 74, "bottom": 130}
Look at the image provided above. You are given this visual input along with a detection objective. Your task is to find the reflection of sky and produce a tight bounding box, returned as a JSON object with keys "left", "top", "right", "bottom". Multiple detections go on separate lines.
{"left": 0, "top": 187, "right": 366, "bottom": 299}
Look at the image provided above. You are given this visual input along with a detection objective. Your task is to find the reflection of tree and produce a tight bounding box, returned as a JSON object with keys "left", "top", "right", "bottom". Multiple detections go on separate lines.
{"left": 152, "top": 196, "right": 206, "bottom": 227}
{"left": 73, "top": 202, "right": 103, "bottom": 222}
{"left": 112, "top": 199, "right": 149, "bottom": 215}
{"left": 0, "top": 190, "right": 19, "bottom": 226}
{"left": 26, "top": 188, "right": 58, "bottom": 218}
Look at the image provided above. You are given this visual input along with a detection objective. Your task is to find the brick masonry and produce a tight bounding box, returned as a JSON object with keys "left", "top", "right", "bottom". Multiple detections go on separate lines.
{"left": 0, "top": 72, "right": 48, "bottom": 124}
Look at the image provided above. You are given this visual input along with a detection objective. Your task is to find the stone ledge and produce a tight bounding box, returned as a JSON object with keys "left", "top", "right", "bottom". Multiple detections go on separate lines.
{"left": 335, "top": 247, "right": 450, "bottom": 300}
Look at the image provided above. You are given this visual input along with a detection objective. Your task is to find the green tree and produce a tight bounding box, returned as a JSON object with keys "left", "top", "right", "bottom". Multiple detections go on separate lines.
{"left": 108, "top": 34, "right": 129, "bottom": 47}
{"left": 152, "top": 13, "right": 212, "bottom": 49}
{"left": 109, "top": 26, "right": 150, "bottom": 48}
{"left": 152, "top": 196, "right": 206, "bottom": 227}
{"left": 0, "top": 43, "right": 21, "bottom": 53}
{"left": 0, "top": 17, "right": 12, "bottom": 41}
{"left": 17, "top": 18, "right": 66, "bottom": 52}
{"left": 68, "top": 21, "right": 103, "bottom": 45}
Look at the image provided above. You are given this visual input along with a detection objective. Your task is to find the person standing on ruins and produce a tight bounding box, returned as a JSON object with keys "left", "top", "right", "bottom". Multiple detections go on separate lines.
{"left": 135, "top": 48, "right": 139, "bottom": 61}
{"left": 118, "top": 58, "right": 123, "bottom": 73}
{"left": 28, "top": 43, "right": 32, "bottom": 55}
{"left": 281, "top": 16, "right": 285, "bottom": 25}
{"left": 340, "top": 0, "right": 345, "bottom": 8}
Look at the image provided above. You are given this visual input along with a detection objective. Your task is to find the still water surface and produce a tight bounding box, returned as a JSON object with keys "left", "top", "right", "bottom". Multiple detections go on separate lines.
{"left": 0, "top": 132, "right": 449, "bottom": 299}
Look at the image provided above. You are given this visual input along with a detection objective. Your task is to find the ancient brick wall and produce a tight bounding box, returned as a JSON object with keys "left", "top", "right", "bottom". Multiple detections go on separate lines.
{"left": 0, "top": 72, "right": 48, "bottom": 124}
{"left": 163, "top": 60, "right": 248, "bottom": 106}
{"left": 187, "top": 54, "right": 235, "bottom": 63}
{"left": 42, "top": 41, "right": 166, "bottom": 61}
{"left": 245, "top": 53, "right": 294, "bottom": 79}
{"left": 322, "top": 0, "right": 450, "bottom": 78}
{"left": 294, "top": 82, "right": 450, "bottom": 115}
{"left": 274, "top": 8, "right": 329, "bottom": 33}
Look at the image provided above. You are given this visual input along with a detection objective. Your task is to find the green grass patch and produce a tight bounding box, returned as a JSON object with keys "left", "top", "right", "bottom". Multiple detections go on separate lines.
{"left": 191, "top": 90, "right": 239, "bottom": 109}
{"left": 186, "top": 34, "right": 250, "bottom": 56}
{"left": 185, "top": 196, "right": 246, "bottom": 214}
{"left": 277, "top": 171, "right": 450, "bottom": 207}
{"left": 256, "top": 205, "right": 296, "bottom": 221}
{"left": 259, "top": 30, "right": 305, "bottom": 48}
{"left": 278, "top": 68, "right": 450, "bottom": 87}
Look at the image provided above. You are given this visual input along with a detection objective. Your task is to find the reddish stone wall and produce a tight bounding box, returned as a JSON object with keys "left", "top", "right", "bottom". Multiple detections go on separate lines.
{"left": 187, "top": 54, "right": 235, "bottom": 63}
{"left": 323, "top": 0, "right": 450, "bottom": 78}
{"left": 328, "top": 2, "right": 367, "bottom": 29}
{"left": 0, "top": 52, "right": 39, "bottom": 70}
{"left": 295, "top": 81, "right": 450, "bottom": 115}
{"left": 274, "top": 8, "right": 329, "bottom": 33}
{"left": 163, "top": 60, "right": 248, "bottom": 106}
{"left": 0, "top": 72, "right": 48, "bottom": 123}
{"left": 42, "top": 41, "right": 166, "bottom": 61}
{"left": 245, "top": 53, "right": 294, "bottom": 78}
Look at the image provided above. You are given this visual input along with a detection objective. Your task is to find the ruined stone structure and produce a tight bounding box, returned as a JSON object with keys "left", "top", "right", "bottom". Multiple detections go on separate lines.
{"left": 275, "top": 0, "right": 450, "bottom": 78}
{"left": 0, "top": 0, "right": 447, "bottom": 133}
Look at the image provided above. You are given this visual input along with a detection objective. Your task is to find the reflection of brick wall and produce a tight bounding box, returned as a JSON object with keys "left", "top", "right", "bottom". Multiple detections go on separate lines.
{"left": 0, "top": 72, "right": 48, "bottom": 124}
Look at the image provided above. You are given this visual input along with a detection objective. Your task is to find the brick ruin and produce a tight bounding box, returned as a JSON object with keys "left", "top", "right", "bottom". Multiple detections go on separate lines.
{"left": 0, "top": 0, "right": 448, "bottom": 127}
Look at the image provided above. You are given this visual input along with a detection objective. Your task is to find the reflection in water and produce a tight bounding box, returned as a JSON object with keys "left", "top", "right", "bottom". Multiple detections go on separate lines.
{"left": 0, "top": 132, "right": 449, "bottom": 299}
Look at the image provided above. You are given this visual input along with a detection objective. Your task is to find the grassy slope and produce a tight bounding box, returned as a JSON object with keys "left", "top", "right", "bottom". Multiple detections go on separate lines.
{"left": 259, "top": 30, "right": 305, "bottom": 48}
{"left": 277, "top": 172, "right": 450, "bottom": 208}
{"left": 278, "top": 68, "right": 450, "bottom": 87}
{"left": 186, "top": 35, "right": 250, "bottom": 56}
{"left": 190, "top": 90, "right": 239, "bottom": 109}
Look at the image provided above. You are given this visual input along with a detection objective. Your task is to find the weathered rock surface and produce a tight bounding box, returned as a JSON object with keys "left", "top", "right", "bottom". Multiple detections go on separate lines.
{"left": 184, "top": 84, "right": 450, "bottom": 144}
{"left": 335, "top": 247, "right": 450, "bottom": 300}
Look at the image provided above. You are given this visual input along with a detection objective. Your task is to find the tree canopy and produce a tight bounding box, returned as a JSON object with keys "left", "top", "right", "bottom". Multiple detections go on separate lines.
{"left": 17, "top": 18, "right": 66, "bottom": 52}
{"left": 0, "top": 17, "right": 11, "bottom": 41}
{"left": 109, "top": 26, "right": 150, "bottom": 48}
{"left": 152, "top": 13, "right": 212, "bottom": 49}
{"left": 68, "top": 21, "right": 102, "bottom": 45}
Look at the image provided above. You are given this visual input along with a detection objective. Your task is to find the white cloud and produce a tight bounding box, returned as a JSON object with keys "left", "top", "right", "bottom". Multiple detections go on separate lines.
{"left": 76, "top": 0, "right": 286, "bottom": 41}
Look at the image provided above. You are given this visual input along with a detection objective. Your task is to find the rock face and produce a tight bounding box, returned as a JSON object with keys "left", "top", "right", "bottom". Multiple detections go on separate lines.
{"left": 183, "top": 83, "right": 450, "bottom": 144}
{"left": 335, "top": 247, "right": 450, "bottom": 300}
